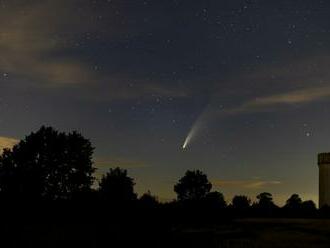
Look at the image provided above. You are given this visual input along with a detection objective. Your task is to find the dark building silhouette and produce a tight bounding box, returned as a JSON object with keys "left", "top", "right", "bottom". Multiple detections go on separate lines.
{"left": 318, "top": 153, "right": 330, "bottom": 208}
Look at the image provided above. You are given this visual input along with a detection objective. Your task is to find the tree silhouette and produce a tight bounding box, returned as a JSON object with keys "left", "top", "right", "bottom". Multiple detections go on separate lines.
{"left": 139, "top": 191, "right": 159, "bottom": 207}
{"left": 256, "top": 192, "right": 277, "bottom": 209}
{"left": 174, "top": 170, "right": 212, "bottom": 201}
{"left": 204, "top": 191, "right": 227, "bottom": 208}
{"left": 284, "top": 194, "right": 302, "bottom": 209}
{"left": 98, "top": 167, "right": 137, "bottom": 202}
{"left": 301, "top": 200, "right": 316, "bottom": 211}
{"left": 0, "top": 126, "right": 95, "bottom": 200}
{"left": 232, "top": 195, "right": 251, "bottom": 209}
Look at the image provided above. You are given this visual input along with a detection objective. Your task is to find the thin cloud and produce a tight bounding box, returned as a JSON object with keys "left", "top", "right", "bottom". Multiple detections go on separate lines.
{"left": 229, "top": 86, "right": 330, "bottom": 114}
{"left": 0, "top": 1, "right": 98, "bottom": 87}
{"left": 0, "top": 0, "right": 189, "bottom": 100}
{"left": 0, "top": 136, "right": 19, "bottom": 152}
{"left": 212, "top": 179, "right": 282, "bottom": 189}
{"left": 211, "top": 53, "right": 330, "bottom": 115}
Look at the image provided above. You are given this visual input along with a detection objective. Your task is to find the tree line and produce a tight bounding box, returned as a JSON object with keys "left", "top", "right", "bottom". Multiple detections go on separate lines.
{"left": 0, "top": 126, "right": 325, "bottom": 217}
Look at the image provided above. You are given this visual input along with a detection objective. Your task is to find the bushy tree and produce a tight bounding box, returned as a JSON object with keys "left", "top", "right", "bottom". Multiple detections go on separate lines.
{"left": 0, "top": 126, "right": 95, "bottom": 200}
{"left": 174, "top": 170, "right": 212, "bottom": 201}
{"left": 98, "top": 167, "right": 137, "bottom": 202}
{"left": 301, "top": 200, "right": 316, "bottom": 211}
{"left": 256, "top": 192, "right": 277, "bottom": 209}
{"left": 204, "top": 191, "right": 227, "bottom": 208}
{"left": 284, "top": 194, "right": 302, "bottom": 209}
{"left": 232, "top": 195, "right": 251, "bottom": 209}
{"left": 139, "top": 191, "right": 159, "bottom": 207}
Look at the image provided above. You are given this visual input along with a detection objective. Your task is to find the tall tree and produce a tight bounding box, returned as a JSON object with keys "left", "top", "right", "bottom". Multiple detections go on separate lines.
{"left": 174, "top": 170, "right": 212, "bottom": 201}
{"left": 98, "top": 167, "right": 137, "bottom": 202}
{"left": 0, "top": 126, "right": 95, "bottom": 200}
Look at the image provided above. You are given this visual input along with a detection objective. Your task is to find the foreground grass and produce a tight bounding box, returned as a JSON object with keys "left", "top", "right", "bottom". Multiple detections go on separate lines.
{"left": 5, "top": 209, "right": 330, "bottom": 248}
{"left": 174, "top": 219, "right": 330, "bottom": 248}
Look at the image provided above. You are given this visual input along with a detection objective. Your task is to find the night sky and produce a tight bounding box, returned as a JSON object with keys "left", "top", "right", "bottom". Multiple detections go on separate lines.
{"left": 1, "top": 0, "right": 330, "bottom": 204}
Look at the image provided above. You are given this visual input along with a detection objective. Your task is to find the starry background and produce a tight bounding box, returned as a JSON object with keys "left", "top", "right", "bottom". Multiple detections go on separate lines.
{"left": 0, "top": 0, "right": 330, "bottom": 204}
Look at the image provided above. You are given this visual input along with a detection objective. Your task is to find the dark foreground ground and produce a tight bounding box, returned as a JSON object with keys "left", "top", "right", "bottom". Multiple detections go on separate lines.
{"left": 2, "top": 205, "right": 330, "bottom": 248}
{"left": 173, "top": 218, "right": 330, "bottom": 248}
{"left": 11, "top": 219, "right": 330, "bottom": 247}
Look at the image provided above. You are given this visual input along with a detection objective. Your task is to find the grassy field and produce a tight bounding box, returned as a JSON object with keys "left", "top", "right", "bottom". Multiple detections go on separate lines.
{"left": 174, "top": 219, "right": 330, "bottom": 248}
{"left": 7, "top": 215, "right": 330, "bottom": 247}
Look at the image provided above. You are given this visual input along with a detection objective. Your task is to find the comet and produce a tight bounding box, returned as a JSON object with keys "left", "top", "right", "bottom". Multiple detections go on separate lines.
{"left": 182, "top": 129, "right": 194, "bottom": 149}
{"left": 181, "top": 108, "right": 209, "bottom": 150}
{"left": 182, "top": 122, "right": 198, "bottom": 150}
{"left": 181, "top": 102, "right": 226, "bottom": 150}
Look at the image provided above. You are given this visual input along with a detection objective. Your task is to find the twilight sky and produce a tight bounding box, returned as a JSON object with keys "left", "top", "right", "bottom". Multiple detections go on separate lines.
{"left": 1, "top": 0, "right": 330, "bottom": 205}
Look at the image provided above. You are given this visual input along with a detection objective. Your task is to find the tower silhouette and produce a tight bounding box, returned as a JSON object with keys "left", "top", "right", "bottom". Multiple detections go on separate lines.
{"left": 318, "top": 153, "right": 330, "bottom": 208}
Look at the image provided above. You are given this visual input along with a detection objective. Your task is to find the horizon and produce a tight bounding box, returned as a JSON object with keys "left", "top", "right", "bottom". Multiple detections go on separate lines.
{"left": 0, "top": 127, "right": 320, "bottom": 206}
